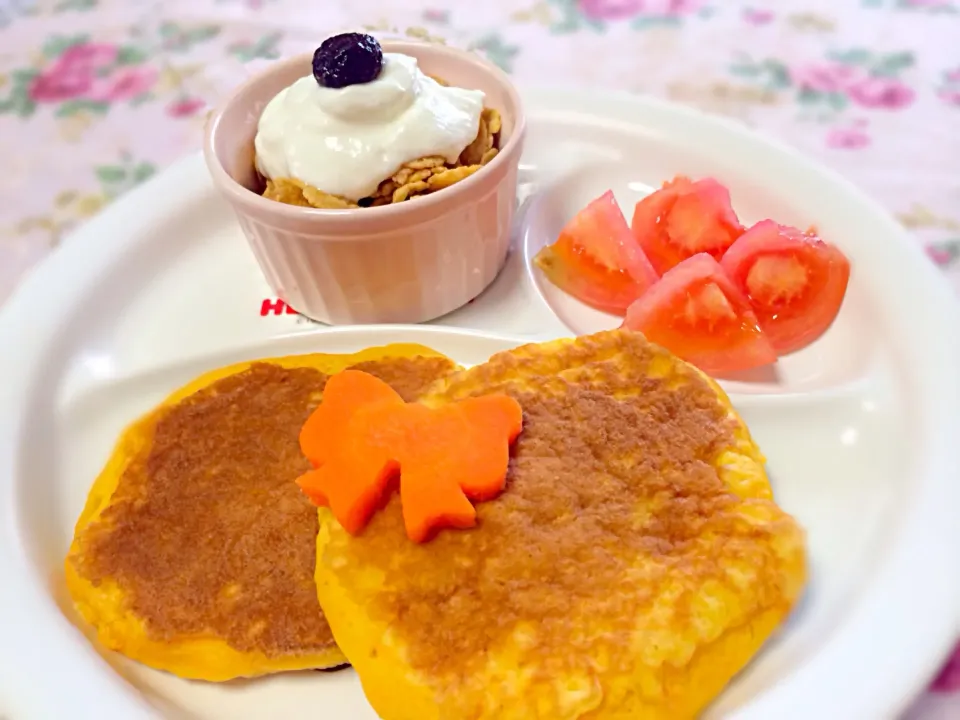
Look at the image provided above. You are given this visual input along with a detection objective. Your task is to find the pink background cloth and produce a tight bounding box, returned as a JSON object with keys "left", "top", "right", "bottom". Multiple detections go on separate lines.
{"left": 0, "top": 0, "right": 957, "bottom": 715}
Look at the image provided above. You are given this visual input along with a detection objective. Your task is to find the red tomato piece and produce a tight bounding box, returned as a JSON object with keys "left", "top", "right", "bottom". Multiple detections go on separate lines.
{"left": 534, "top": 190, "right": 659, "bottom": 315}
{"left": 622, "top": 253, "right": 777, "bottom": 375}
{"left": 631, "top": 176, "right": 745, "bottom": 275}
{"left": 720, "top": 220, "right": 851, "bottom": 355}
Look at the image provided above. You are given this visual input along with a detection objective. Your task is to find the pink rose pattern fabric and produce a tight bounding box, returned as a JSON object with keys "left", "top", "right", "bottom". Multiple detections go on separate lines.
{"left": 0, "top": 0, "right": 958, "bottom": 712}
{"left": 6, "top": 0, "right": 956, "bottom": 306}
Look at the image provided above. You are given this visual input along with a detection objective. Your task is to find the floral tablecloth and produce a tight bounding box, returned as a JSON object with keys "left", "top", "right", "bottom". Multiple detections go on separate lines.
{"left": 0, "top": 0, "right": 958, "bottom": 715}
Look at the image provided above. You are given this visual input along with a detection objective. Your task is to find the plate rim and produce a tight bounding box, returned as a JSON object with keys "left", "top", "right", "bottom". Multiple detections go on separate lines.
{"left": 1, "top": 86, "right": 959, "bottom": 720}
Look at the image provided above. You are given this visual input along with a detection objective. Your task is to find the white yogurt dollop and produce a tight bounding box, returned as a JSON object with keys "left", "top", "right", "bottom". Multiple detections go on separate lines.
{"left": 254, "top": 53, "right": 486, "bottom": 201}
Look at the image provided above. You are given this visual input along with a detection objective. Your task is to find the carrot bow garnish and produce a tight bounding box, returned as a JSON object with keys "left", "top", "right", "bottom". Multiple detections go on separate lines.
{"left": 296, "top": 370, "right": 523, "bottom": 543}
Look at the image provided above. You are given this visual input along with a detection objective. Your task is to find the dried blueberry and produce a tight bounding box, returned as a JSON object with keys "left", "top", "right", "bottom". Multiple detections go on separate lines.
{"left": 312, "top": 33, "right": 383, "bottom": 89}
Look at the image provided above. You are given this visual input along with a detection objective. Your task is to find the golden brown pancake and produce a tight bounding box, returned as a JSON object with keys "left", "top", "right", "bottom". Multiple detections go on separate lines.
{"left": 65, "top": 345, "right": 458, "bottom": 681}
{"left": 313, "top": 330, "right": 807, "bottom": 719}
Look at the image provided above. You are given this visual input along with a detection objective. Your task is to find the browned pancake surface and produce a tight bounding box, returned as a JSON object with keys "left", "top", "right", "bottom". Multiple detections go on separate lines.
{"left": 327, "top": 333, "right": 784, "bottom": 678}
{"left": 70, "top": 356, "right": 456, "bottom": 659}
{"left": 349, "top": 356, "right": 459, "bottom": 403}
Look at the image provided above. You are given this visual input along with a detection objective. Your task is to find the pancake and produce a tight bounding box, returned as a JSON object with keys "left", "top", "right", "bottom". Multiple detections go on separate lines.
{"left": 312, "top": 330, "right": 807, "bottom": 719}
{"left": 65, "top": 345, "right": 459, "bottom": 682}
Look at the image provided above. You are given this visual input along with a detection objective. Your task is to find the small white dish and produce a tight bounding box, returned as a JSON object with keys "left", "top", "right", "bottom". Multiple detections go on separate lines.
{"left": 0, "top": 87, "right": 958, "bottom": 720}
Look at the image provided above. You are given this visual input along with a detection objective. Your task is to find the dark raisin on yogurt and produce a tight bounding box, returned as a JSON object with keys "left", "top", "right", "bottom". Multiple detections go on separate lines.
{"left": 312, "top": 33, "right": 384, "bottom": 89}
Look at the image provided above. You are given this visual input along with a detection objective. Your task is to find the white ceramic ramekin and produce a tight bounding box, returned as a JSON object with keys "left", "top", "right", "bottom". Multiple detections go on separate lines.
{"left": 203, "top": 40, "right": 525, "bottom": 325}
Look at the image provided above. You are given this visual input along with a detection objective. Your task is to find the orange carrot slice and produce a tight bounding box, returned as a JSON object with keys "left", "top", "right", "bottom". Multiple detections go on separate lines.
{"left": 296, "top": 371, "right": 523, "bottom": 543}
{"left": 299, "top": 370, "right": 403, "bottom": 466}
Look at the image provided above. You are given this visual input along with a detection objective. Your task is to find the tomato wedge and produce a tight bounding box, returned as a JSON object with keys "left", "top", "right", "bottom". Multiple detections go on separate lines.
{"left": 622, "top": 253, "right": 776, "bottom": 375}
{"left": 631, "top": 176, "right": 744, "bottom": 275}
{"left": 720, "top": 220, "right": 851, "bottom": 355}
{"left": 534, "top": 190, "right": 659, "bottom": 314}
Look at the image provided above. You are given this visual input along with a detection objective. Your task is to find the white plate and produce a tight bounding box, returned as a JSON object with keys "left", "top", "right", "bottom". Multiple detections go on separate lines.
{"left": 1, "top": 87, "right": 959, "bottom": 720}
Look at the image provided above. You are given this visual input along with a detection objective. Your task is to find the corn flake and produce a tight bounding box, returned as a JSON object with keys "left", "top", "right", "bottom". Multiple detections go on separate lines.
{"left": 483, "top": 108, "right": 502, "bottom": 136}
{"left": 373, "top": 180, "right": 396, "bottom": 198}
{"left": 302, "top": 185, "right": 358, "bottom": 209}
{"left": 458, "top": 116, "right": 492, "bottom": 167}
{"left": 263, "top": 178, "right": 312, "bottom": 207}
{"left": 393, "top": 180, "right": 431, "bottom": 203}
{"left": 260, "top": 89, "right": 503, "bottom": 208}
{"left": 405, "top": 156, "right": 446, "bottom": 170}
{"left": 428, "top": 165, "right": 481, "bottom": 191}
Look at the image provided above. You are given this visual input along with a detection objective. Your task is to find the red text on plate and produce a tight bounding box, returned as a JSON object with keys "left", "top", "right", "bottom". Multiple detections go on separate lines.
{"left": 260, "top": 298, "right": 301, "bottom": 317}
